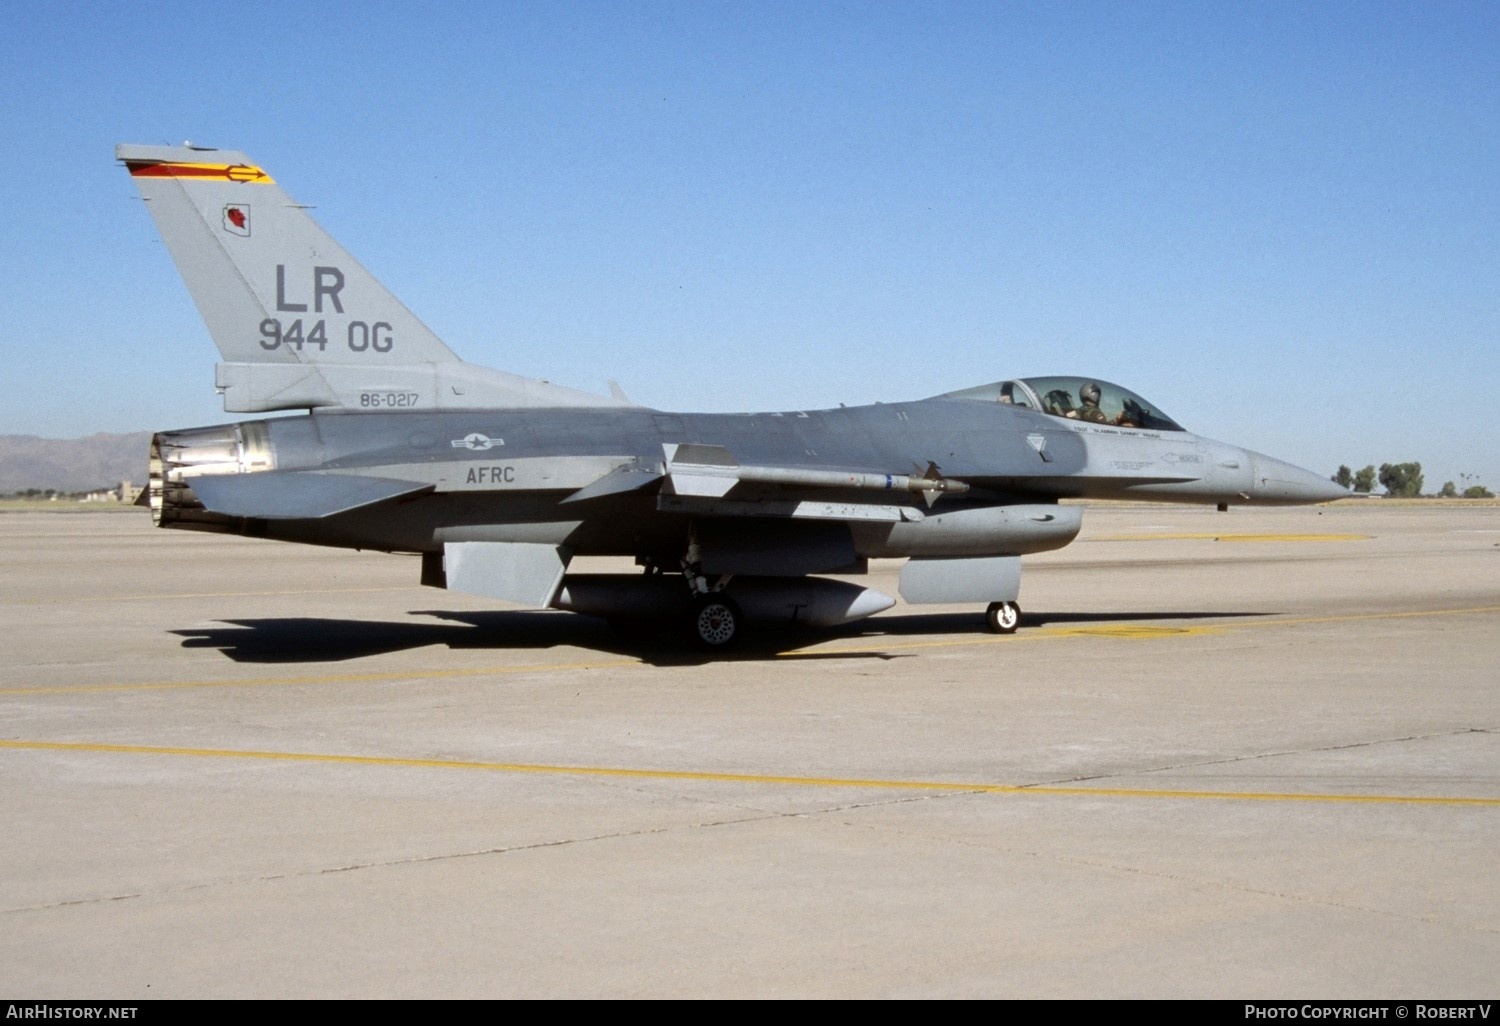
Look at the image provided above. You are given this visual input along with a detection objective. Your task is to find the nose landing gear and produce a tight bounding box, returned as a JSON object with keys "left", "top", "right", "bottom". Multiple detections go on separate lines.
{"left": 985, "top": 601, "right": 1020, "bottom": 634}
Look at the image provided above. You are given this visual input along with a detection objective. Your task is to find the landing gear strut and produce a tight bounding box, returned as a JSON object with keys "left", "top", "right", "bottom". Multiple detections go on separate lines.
{"left": 985, "top": 601, "right": 1020, "bottom": 634}
{"left": 681, "top": 521, "right": 742, "bottom": 649}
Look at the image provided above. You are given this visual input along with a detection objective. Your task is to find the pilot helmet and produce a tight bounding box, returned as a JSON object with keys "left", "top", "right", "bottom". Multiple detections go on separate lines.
{"left": 1080, "top": 382, "right": 1101, "bottom": 404}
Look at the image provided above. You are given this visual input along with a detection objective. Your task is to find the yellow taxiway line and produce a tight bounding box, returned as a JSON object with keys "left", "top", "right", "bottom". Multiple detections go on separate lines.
{"left": 2, "top": 738, "right": 1495, "bottom": 807}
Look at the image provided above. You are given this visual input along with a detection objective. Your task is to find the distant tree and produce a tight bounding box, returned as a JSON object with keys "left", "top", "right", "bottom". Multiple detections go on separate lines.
{"left": 1353, "top": 465, "right": 1377, "bottom": 493}
{"left": 1378, "top": 462, "right": 1424, "bottom": 498}
{"left": 1463, "top": 485, "right": 1495, "bottom": 499}
{"left": 1332, "top": 465, "right": 1353, "bottom": 489}
{"left": 1440, "top": 481, "right": 1458, "bottom": 497}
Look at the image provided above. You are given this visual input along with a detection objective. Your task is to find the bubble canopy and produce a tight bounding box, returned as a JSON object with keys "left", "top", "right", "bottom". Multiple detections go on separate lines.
{"left": 943, "top": 376, "right": 1185, "bottom": 433}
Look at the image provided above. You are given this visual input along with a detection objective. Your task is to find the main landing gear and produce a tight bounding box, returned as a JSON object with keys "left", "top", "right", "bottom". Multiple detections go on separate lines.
{"left": 985, "top": 601, "right": 1021, "bottom": 634}
{"left": 680, "top": 527, "right": 743, "bottom": 649}
{"left": 691, "top": 595, "right": 742, "bottom": 649}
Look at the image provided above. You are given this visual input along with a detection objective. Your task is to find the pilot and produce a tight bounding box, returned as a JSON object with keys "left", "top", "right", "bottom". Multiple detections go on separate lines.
{"left": 1078, "top": 382, "right": 1110, "bottom": 423}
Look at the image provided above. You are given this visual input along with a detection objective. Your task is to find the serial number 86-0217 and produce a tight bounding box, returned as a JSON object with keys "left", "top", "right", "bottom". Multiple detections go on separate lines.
{"left": 359, "top": 392, "right": 422, "bottom": 408}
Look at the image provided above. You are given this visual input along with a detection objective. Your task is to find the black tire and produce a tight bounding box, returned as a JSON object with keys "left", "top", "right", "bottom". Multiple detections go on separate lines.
{"left": 691, "top": 595, "right": 742, "bottom": 649}
{"left": 985, "top": 601, "right": 1020, "bottom": 634}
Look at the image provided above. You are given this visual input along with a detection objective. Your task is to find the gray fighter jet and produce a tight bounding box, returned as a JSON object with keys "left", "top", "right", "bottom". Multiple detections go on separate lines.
{"left": 119, "top": 143, "right": 1344, "bottom": 648}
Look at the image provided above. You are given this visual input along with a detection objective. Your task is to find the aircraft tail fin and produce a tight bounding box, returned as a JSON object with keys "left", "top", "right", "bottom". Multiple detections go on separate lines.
{"left": 118, "top": 143, "right": 627, "bottom": 413}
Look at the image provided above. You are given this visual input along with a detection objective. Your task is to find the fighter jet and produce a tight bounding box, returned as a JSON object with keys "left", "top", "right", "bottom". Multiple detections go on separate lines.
{"left": 118, "top": 143, "right": 1344, "bottom": 648}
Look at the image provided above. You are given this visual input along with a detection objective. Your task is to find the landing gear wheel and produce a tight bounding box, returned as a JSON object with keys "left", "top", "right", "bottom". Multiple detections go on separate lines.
{"left": 985, "top": 601, "right": 1020, "bottom": 634}
{"left": 691, "top": 596, "right": 742, "bottom": 649}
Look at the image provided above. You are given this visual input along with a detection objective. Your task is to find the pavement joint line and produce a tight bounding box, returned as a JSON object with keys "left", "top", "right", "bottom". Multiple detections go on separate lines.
{"left": 2, "top": 605, "right": 1498, "bottom": 696}
{"left": 2, "top": 739, "right": 1497, "bottom": 807}
{"left": 1051, "top": 726, "right": 1498, "bottom": 789}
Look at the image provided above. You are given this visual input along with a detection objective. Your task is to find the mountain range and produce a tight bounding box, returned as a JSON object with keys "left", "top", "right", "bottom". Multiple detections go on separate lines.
{"left": 0, "top": 432, "right": 153, "bottom": 494}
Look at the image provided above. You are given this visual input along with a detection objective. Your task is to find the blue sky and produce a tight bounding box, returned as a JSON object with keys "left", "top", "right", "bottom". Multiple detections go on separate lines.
{"left": 2, "top": 1, "right": 1496, "bottom": 490}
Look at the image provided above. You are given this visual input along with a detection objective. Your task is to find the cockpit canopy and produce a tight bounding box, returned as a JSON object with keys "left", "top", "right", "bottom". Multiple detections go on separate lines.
{"left": 944, "top": 376, "right": 1185, "bottom": 432}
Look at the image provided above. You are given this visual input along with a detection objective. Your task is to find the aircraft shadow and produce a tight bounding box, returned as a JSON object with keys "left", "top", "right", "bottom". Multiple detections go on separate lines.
{"left": 172, "top": 612, "right": 906, "bottom": 667}
{"left": 852, "top": 609, "right": 1269, "bottom": 637}
{"left": 173, "top": 608, "right": 1270, "bottom": 667}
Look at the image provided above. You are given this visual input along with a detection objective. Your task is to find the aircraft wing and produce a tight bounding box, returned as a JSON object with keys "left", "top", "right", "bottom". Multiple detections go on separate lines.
{"left": 186, "top": 472, "right": 434, "bottom": 520}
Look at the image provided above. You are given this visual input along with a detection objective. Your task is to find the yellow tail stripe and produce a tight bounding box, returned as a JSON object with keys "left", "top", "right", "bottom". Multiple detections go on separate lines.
{"left": 126, "top": 160, "right": 274, "bottom": 184}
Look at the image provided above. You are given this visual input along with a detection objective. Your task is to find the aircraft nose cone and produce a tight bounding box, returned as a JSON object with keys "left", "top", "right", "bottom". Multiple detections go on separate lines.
{"left": 1248, "top": 453, "right": 1349, "bottom": 505}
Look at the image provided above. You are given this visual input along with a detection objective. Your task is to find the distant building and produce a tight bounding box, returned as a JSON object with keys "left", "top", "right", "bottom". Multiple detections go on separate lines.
{"left": 81, "top": 481, "right": 142, "bottom": 504}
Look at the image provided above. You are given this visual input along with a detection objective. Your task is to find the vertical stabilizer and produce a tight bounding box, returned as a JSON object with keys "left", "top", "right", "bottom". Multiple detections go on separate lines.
{"left": 118, "top": 143, "right": 628, "bottom": 413}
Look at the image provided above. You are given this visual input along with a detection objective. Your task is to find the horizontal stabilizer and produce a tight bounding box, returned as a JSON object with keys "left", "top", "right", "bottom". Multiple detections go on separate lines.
{"left": 187, "top": 471, "right": 433, "bottom": 520}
